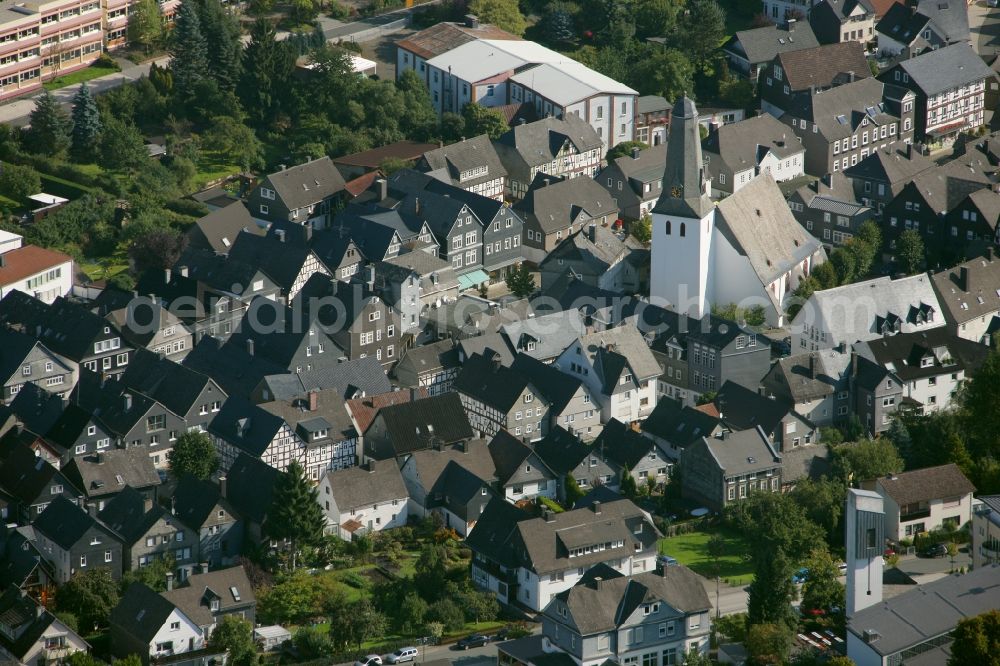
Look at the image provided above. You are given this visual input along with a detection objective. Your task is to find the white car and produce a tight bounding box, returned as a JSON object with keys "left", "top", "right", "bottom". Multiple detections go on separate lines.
{"left": 354, "top": 655, "right": 382, "bottom": 666}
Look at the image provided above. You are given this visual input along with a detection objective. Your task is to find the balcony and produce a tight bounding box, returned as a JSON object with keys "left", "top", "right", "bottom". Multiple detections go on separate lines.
{"left": 900, "top": 509, "right": 931, "bottom": 522}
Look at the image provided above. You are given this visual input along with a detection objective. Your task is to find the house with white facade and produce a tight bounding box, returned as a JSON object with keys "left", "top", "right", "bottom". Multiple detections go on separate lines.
{"left": 487, "top": 429, "right": 558, "bottom": 503}
{"left": 421, "top": 38, "right": 637, "bottom": 150}
{"left": 650, "top": 97, "right": 826, "bottom": 327}
{"left": 454, "top": 352, "right": 551, "bottom": 441}
{"left": 874, "top": 463, "right": 975, "bottom": 541}
{"left": 701, "top": 114, "right": 806, "bottom": 198}
{"left": 467, "top": 496, "right": 661, "bottom": 612}
{"left": 318, "top": 460, "right": 409, "bottom": 540}
{"left": 110, "top": 583, "right": 206, "bottom": 666}
{"left": 791, "top": 274, "right": 944, "bottom": 352}
{"left": 0, "top": 231, "right": 73, "bottom": 304}
{"left": 930, "top": 251, "right": 1000, "bottom": 344}
{"left": 0, "top": 584, "right": 89, "bottom": 665}
{"left": 552, "top": 326, "right": 661, "bottom": 425}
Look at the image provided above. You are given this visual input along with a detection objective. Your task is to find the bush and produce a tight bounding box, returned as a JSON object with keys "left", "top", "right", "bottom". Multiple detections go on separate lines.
{"left": 339, "top": 571, "right": 368, "bottom": 589}
{"left": 329, "top": 2, "right": 351, "bottom": 18}
{"left": 539, "top": 496, "right": 565, "bottom": 513}
{"left": 164, "top": 197, "right": 208, "bottom": 218}
{"left": 427, "top": 598, "right": 465, "bottom": 632}
{"left": 94, "top": 52, "right": 121, "bottom": 70}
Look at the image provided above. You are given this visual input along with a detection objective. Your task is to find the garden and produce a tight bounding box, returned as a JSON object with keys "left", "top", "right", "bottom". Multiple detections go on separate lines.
{"left": 658, "top": 527, "right": 754, "bottom": 586}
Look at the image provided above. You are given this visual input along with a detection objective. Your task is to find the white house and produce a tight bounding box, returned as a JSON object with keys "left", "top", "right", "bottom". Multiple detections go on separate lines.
{"left": 0, "top": 588, "right": 89, "bottom": 666}
{"left": 874, "top": 464, "right": 975, "bottom": 541}
{"left": 552, "top": 326, "right": 661, "bottom": 425}
{"left": 650, "top": 97, "right": 825, "bottom": 327}
{"left": 318, "top": 460, "right": 410, "bottom": 540}
{"left": 110, "top": 583, "right": 205, "bottom": 664}
{"left": 791, "top": 274, "right": 944, "bottom": 352}
{"left": 0, "top": 230, "right": 73, "bottom": 304}
{"left": 423, "top": 38, "right": 637, "bottom": 150}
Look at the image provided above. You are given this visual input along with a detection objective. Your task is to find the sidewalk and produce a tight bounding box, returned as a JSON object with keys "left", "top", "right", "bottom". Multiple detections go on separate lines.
{"left": 0, "top": 55, "right": 170, "bottom": 127}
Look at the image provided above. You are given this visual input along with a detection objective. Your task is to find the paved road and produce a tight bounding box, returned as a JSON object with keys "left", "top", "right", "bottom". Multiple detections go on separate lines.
{"left": 970, "top": 1, "right": 1000, "bottom": 58}
{"left": 335, "top": 629, "right": 536, "bottom": 666}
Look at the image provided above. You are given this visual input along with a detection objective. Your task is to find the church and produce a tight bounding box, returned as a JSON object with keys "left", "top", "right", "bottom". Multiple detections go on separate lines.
{"left": 650, "top": 97, "right": 826, "bottom": 327}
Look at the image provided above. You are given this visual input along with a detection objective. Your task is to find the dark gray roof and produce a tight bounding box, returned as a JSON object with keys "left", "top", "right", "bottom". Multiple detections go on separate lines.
{"left": 891, "top": 43, "right": 992, "bottom": 95}
{"left": 171, "top": 475, "right": 233, "bottom": 532}
{"left": 540, "top": 225, "right": 632, "bottom": 276}
{"left": 262, "top": 156, "right": 347, "bottom": 211}
{"left": 374, "top": 393, "right": 474, "bottom": 455}
{"left": 502, "top": 310, "right": 588, "bottom": 362}
{"left": 641, "top": 400, "right": 721, "bottom": 449}
{"left": 768, "top": 349, "right": 851, "bottom": 403}
{"left": 496, "top": 115, "right": 603, "bottom": 168}
{"left": 189, "top": 201, "right": 264, "bottom": 254}
{"left": 703, "top": 114, "right": 803, "bottom": 174}
{"left": 653, "top": 97, "right": 714, "bottom": 219}
{"left": 227, "top": 232, "right": 324, "bottom": 291}
{"left": 0, "top": 294, "right": 126, "bottom": 364}
{"left": 97, "top": 486, "right": 168, "bottom": 545}
{"left": 208, "top": 396, "right": 286, "bottom": 457}
{"left": 259, "top": 388, "right": 355, "bottom": 443}
{"left": 33, "top": 496, "right": 104, "bottom": 551}
{"left": 225, "top": 453, "right": 280, "bottom": 525}
{"left": 856, "top": 328, "right": 988, "bottom": 382}
{"left": 0, "top": 528, "right": 51, "bottom": 590}
{"left": 637, "top": 95, "right": 669, "bottom": 114}
{"left": 183, "top": 336, "right": 287, "bottom": 400}
{"left": 877, "top": 463, "right": 975, "bottom": 506}
{"left": 549, "top": 566, "right": 711, "bottom": 634}
{"left": 715, "top": 380, "right": 796, "bottom": 435}
{"left": 162, "top": 566, "right": 255, "bottom": 627}
{"left": 121, "top": 349, "right": 223, "bottom": 418}
{"left": 575, "top": 326, "right": 663, "bottom": 388}
{"left": 533, "top": 426, "right": 592, "bottom": 475}
{"left": 510, "top": 353, "right": 583, "bottom": 414}
{"left": 696, "top": 427, "right": 782, "bottom": 477}
{"left": 112, "top": 583, "right": 179, "bottom": 643}
{"left": 593, "top": 419, "right": 656, "bottom": 470}
{"left": 62, "top": 449, "right": 161, "bottom": 497}
{"left": 845, "top": 145, "right": 935, "bottom": 186}
{"left": 847, "top": 565, "right": 1000, "bottom": 656}
{"left": 876, "top": 0, "right": 969, "bottom": 47}
{"left": 0, "top": 443, "right": 62, "bottom": 506}
{"left": 257, "top": 356, "right": 391, "bottom": 402}
{"left": 419, "top": 135, "right": 507, "bottom": 189}
{"left": 514, "top": 173, "right": 619, "bottom": 235}
{"left": 454, "top": 352, "right": 536, "bottom": 413}
{"left": 725, "top": 21, "right": 820, "bottom": 65}
{"left": 793, "top": 77, "right": 898, "bottom": 140}
{"left": 931, "top": 253, "right": 1000, "bottom": 326}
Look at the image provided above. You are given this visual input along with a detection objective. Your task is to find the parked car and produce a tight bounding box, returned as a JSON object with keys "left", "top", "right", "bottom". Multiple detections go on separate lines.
{"left": 455, "top": 635, "right": 490, "bottom": 650}
{"left": 658, "top": 554, "right": 679, "bottom": 567}
{"left": 354, "top": 656, "right": 382, "bottom": 666}
{"left": 491, "top": 627, "right": 510, "bottom": 642}
{"left": 386, "top": 648, "right": 418, "bottom": 664}
{"left": 792, "top": 567, "right": 809, "bottom": 584}
{"left": 921, "top": 543, "right": 948, "bottom": 558}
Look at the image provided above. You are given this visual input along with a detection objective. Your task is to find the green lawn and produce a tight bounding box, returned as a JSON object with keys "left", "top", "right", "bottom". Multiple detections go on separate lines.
{"left": 659, "top": 529, "right": 754, "bottom": 586}
{"left": 194, "top": 151, "right": 242, "bottom": 189}
{"left": 43, "top": 63, "right": 121, "bottom": 91}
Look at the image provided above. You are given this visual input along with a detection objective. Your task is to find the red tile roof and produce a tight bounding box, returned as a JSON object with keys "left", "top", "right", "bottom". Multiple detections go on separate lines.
{"left": 345, "top": 171, "right": 380, "bottom": 197}
{"left": 0, "top": 245, "right": 72, "bottom": 286}
{"left": 396, "top": 22, "right": 520, "bottom": 60}
{"left": 346, "top": 388, "right": 428, "bottom": 433}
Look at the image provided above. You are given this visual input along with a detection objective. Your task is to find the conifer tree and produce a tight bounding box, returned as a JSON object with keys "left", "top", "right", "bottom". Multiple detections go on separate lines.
{"left": 25, "top": 90, "right": 71, "bottom": 157}
{"left": 268, "top": 460, "right": 325, "bottom": 568}
{"left": 70, "top": 84, "right": 101, "bottom": 162}
{"left": 196, "top": 0, "right": 242, "bottom": 92}
{"left": 170, "top": 0, "right": 209, "bottom": 101}
{"left": 238, "top": 18, "right": 295, "bottom": 128}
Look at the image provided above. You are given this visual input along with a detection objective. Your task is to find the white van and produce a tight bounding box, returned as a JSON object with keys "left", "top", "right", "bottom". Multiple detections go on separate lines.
{"left": 386, "top": 647, "right": 418, "bottom": 663}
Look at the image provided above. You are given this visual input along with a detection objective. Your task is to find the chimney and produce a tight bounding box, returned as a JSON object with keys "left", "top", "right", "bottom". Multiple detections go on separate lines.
{"left": 246, "top": 339, "right": 254, "bottom": 357}
{"left": 465, "top": 13, "right": 479, "bottom": 28}
{"left": 165, "top": 572, "right": 174, "bottom": 591}
{"left": 179, "top": 266, "right": 189, "bottom": 278}
{"left": 415, "top": 197, "right": 421, "bottom": 214}
{"left": 304, "top": 224, "right": 313, "bottom": 243}
{"left": 376, "top": 177, "right": 387, "bottom": 201}
{"left": 123, "top": 393, "right": 132, "bottom": 412}
{"left": 518, "top": 117, "right": 527, "bottom": 125}
{"left": 543, "top": 509, "right": 555, "bottom": 523}
{"left": 588, "top": 224, "right": 597, "bottom": 243}
{"left": 219, "top": 476, "right": 227, "bottom": 499}
{"left": 199, "top": 562, "right": 209, "bottom": 574}
{"left": 409, "top": 387, "right": 418, "bottom": 401}
{"left": 278, "top": 164, "right": 287, "bottom": 171}
{"left": 906, "top": 143, "right": 913, "bottom": 159}
{"left": 308, "top": 390, "right": 318, "bottom": 412}
{"left": 847, "top": 70, "right": 855, "bottom": 83}
{"left": 631, "top": 147, "right": 641, "bottom": 160}
{"left": 86, "top": 502, "right": 98, "bottom": 518}
{"left": 821, "top": 173, "right": 833, "bottom": 188}
{"left": 960, "top": 266, "right": 970, "bottom": 292}
{"left": 592, "top": 500, "right": 601, "bottom": 515}
{"left": 276, "top": 229, "right": 286, "bottom": 243}
{"left": 541, "top": 177, "right": 550, "bottom": 187}
{"left": 94, "top": 452, "right": 103, "bottom": 465}
{"left": 367, "top": 264, "right": 376, "bottom": 291}
{"left": 164, "top": 268, "right": 171, "bottom": 284}
{"left": 0, "top": 255, "right": 4, "bottom": 269}
{"left": 851, "top": 350, "right": 859, "bottom": 379}
{"left": 987, "top": 247, "right": 995, "bottom": 261}
{"left": 787, "top": 18, "right": 796, "bottom": 31}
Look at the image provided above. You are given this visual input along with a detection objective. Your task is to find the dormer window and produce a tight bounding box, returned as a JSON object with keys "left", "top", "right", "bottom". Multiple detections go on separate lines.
{"left": 210, "top": 600, "right": 220, "bottom": 611}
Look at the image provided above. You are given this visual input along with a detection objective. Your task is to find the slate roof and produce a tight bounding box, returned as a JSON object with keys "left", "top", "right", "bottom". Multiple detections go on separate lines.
{"left": 387, "top": 168, "right": 513, "bottom": 227}
{"left": 608, "top": 144, "right": 668, "bottom": 195}
{"left": 227, "top": 298, "right": 338, "bottom": 369}
{"left": 574, "top": 324, "right": 663, "bottom": 391}
{"left": 454, "top": 352, "right": 537, "bottom": 413}
{"left": 325, "top": 459, "right": 407, "bottom": 511}
{"left": 162, "top": 566, "right": 255, "bottom": 627}
{"left": 208, "top": 396, "right": 286, "bottom": 457}
{"left": 930, "top": 253, "right": 1000, "bottom": 325}
{"left": 696, "top": 428, "right": 782, "bottom": 477}
{"left": 189, "top": 201, "right": 264, "bottom": 254}
{"left": 2, "top": 382, "right": 65, "bottom": 437}
{"left": 332, "top": 140, "right": 441, "bottom": 169}
{"left": 227, "top": 233, "right": 325, "bottom": 291}
{"left": 641, "top": 400, "right": 721, "bottom": 449}
{"left": 514, "top": 173, "right": 619, "bottom": 235}
{"left": 792, "top": 77, "right": 898, "bottom": 140}
{"left": 259, "top": 388, "right": 355, "bottom": 444}
{"left": 890, "top": 43, "right": 991, "bottom": 95}
{"left": 0, "top": 294, "right": 124, "bottom": 363}
{"left": 0, "top": 584, "right": 82, "bottom": 659}
{"left": 533, "top": 426, "right": 593, "bottom": 475}
{"left": 845, "top": 145, "right": 935, "bottom": 187}
{"left": 703, "top": 115, "right": 803, "bottom": 175}
{"left": 901, "top": 152, "right": 993, "bottom": 213}
{"left": 420, "top": 135, "right": 507, "bottom": 189}
{"left": 502, "top": 310, "right": 588, "bottom": 363}
{"left": 802, "top": 274, "right": 944, "bottom": 343}
{"left": 62, "top": 448, "right": 161, "bottom": 496}
{"left": 0, "top": 443, "right": 62, "bottom": 506}
{"left": 257, "top": 356, "right": 391, "bottom": 402}
{"left": 637, "top": 95, "right": 669, "bottom": 115}
{"left": 768, "top": 349, "right": 852, "bottom": 403}
{"left": 97, "top": 486, "right": 168, "bottom": 545}
{"left": 406, "top": 439, "right": 497, "bottom": 498}
{"left": 182, "top": 336, "right": 287, "bottom": 400}
{"left": 715, "top": 380, "right": 799, "bottom": 436}
{"left": 488, "top": 430, "right": 548, "bottom": 485}
{"left": 593, "top": 419, "right": 657, "bottom": 470}
{"left": 171, "top": 475, "right": 234, "bottom": 532}
{"left": 224, "top": 454, "right": 280, "bottom": 525}
{"left": 0, "top": 527, "right": 51, "bottom": 590}
{"left": 878, "top": 463, "right": 975, "bottom": 506}
{"left": 847, "top": 565, "right": 1000, "bottom": 657}
{"left": 496, "top": 115, "right": 603, "bottom": 168}
{"left": 725, "top": 21, "right": 820, "bottom": 65}
{"left": 262, "top": 156, "right": 346, "bottom": 211}
{"left": 32, "top": 496, "right": 102, "bottom": 550}
{"left": 346, "top": 388, "right": 427, "bottom": 434}
{"left": 120, "top": 349, "right": 222, "bottom": 418}
{"left": 715, "top": 174, "right": 823, "bottom": 291}
{"left": 112, "top": 582, "right": 179, "bottom": 643}
{"left": 393, "top": 339, "right": 459, "bottom": 381}
{"left": 876, "top": 0, "right": 970, "bottom": 47}
{"left": 509, "top": 353, "right": 583, "bottom": 414}
{"left": 373, "top": 392, "right": 474, "bottom": 454}
{"left": 856, "top": 328, "right": 988, "bottom": 382}
{"left": 774, "top": 41, "right": 871, "bottom": 91}
{"left": 540, "top": 225, "right": 631, "bottom": 276}
{"left": 380, "top": 250, "right": 459, "bottom": 293}
{"left": 550, "top": 565, "right": 711, "bottom": 634}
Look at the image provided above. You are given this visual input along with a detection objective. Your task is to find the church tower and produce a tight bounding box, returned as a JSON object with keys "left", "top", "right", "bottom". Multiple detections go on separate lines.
{"left": 650, "top": 96, "right": 715, "bottom": 318}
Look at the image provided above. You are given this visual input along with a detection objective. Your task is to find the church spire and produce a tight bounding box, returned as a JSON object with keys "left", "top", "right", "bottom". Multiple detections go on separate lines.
{"left": 652, "top": 95, "right": 714, "bottom": 219}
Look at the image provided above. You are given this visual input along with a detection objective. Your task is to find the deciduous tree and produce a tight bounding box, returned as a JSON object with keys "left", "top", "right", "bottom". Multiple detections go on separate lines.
{"left": 56, "top": 570, "right": 120, "bottom": 633}
{"left": 949, "top": 610, "right": 1000, "bottom": 666}
{"left": 505, "top": 264, "right": 536, "bottom": 298}
{"left": 167, "top": 431, "right": 219, "bottom": 480}
{"left": 462, "top": 102, "right": 509, "bottom": 140}
{"left": 98, "top": 116, "right": 148, "bottom": 173}
{"left": 831, "top": 438, "right": 904, "bottom": 485}
{"left": 0, "top": 163, "right": 40, "bottom": 202}
{"left": 127, "top": 0, "right": 163, "bottom": 54}
{"left": 468, "top": 0, "right": 526, "bottom": 35}
{"left": 209, "top": 615, "right": 259, "bottom": 666}
{"left": 896, "top": 229, "right": 925, "bottom": 274}
{"left": 800, "top": 548, "right": 845, "bottom": 615}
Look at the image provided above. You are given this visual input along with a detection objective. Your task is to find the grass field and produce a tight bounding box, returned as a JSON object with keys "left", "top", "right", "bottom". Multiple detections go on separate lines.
{"left": 43, "top": 63, "right": 121, "bottom": 91}
{"left": 659, "top": 528, "right": 754, "bottom": 586}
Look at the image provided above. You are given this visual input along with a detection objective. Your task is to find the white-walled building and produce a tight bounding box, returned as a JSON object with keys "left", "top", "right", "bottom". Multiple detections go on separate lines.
{"left": 0, "top": 230, "right": 73, "bottom": 304}
{"left": 318, "top": 460, "right": 409, "bottom": 540}
{"left": 791, "top": 274, "right": 944, "bottom": 352}
{"left": 650, "top": 97, "right": 825, "bottom": 327}
{"left": 846, "top": 488, "right": 884, "bottom": 619}
{"left": 874, "top": 464, "right": 975, "bottom": 542}
{"left": 419, "top": 38, "right": 637, "bottom": 150}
